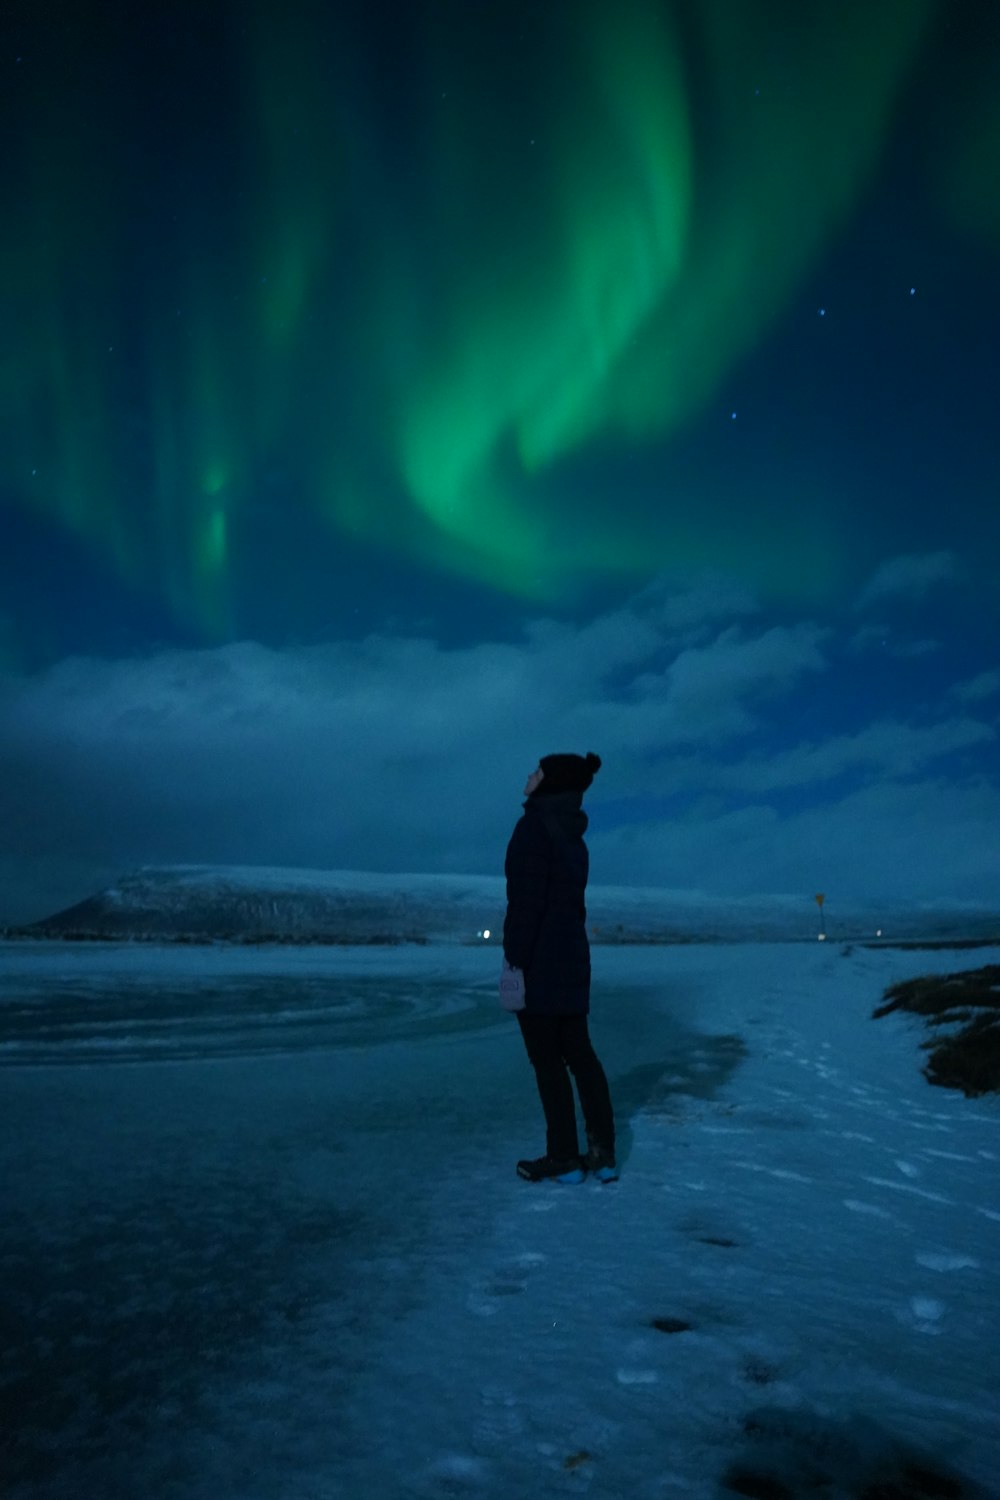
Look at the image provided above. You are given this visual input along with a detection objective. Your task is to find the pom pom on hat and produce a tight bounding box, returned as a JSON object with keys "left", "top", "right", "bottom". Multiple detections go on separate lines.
{"left": 536, "top": 751, "right": 601, "bottom": 796}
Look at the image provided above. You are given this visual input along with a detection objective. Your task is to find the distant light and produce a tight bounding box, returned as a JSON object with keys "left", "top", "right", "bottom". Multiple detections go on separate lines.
{"left": 909, "top": 288, "right": 916, "bottom": 296}
{"left": 731, "top": 411, "right": 737, "bottom": 420}
{"left": 818, "top": 308, "right": 826, "bottom": 317}
{"left": 482, "top": 929, "right": 491, "bottom": 940}
{"left": 876, "top": 928, "right": 882, "bottom": 937}
{"left": 817, "top": 933, "right": 827, "bottom": 942}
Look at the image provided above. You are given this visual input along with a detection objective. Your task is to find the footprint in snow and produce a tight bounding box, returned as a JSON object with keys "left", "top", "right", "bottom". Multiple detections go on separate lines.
{"left": 904, "top": 1296, "right": 946, "bottom": 1335}
{"left": 843, "top": 1199, "right": 896, "bottom": 1221}
{"left": 616, "top": 1367, "right": 659, "bottom": 1386}
{"left": 651, "top": 1316, "right": 694, "bottom": 1334}
{"left": 741, "top": 1355, "right": 779, "bottom": 1387}
{"left": 618, "top": 1331, "right": 667, "bottom": 1387}
{"left": 424, "top": 1452, "right": 490, "bottom": 1488}
{"left": 916, "top": 1252, "right": 979, "bottom": 1272}
{"left": 679, "top": 1214, "right": 742, "bottom": 1248}
{"left": 466, "top": 1252, "right": 546, "bottom": 1316}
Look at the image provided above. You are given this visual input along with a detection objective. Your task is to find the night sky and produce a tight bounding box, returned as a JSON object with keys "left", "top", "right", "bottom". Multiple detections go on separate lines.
{"left": 1, "top": 0, "right": 998, "bottom": 923}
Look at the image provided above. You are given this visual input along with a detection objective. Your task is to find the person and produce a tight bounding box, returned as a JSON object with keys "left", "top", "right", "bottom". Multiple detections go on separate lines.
{"left": 501, "top": 751, "right": 617, "bottom": 1184}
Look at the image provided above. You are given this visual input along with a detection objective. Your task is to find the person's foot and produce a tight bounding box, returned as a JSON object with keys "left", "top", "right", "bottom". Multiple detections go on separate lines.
{"left": 581, "top": 1143, "right": 618, "bottom": 1182}
{"left": 516, "top": 1154, "right": 585, "bottom": 1184}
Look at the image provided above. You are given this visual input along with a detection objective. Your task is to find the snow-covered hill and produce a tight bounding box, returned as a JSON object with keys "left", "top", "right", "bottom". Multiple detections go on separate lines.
{"left": 9, "top": 864, "right": 999, "bottom": 945}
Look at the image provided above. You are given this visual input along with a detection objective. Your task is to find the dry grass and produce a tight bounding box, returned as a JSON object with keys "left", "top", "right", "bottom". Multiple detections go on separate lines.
{"left": 874, "top": 965, "right": 1000, "bottom": 1096}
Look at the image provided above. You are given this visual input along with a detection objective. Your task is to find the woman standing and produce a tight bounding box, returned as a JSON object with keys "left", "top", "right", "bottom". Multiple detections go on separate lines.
{"left": 501, "top": 752, "right": 617, "bottom": 1183}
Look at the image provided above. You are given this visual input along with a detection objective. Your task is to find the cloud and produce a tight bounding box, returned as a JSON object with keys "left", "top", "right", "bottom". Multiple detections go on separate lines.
{"left": 646, "top": 623, "right": 828, "bottom": 736}
{"left": 860, "top": 636, "right": 942, "bottom": 662}
{"left": 712, "top": 716, "right": 995, "bottom": 795}
{"left": 0, "top": 573, "right": 994, "bottom": 921}
{"left": 849, "top": 623, "right": 942, "bottom": 659}
{"left": 854, "top": 550, "right": 958, "bottom": 612}
{"left": 953, "top": 669, "right": 1000, "bottom": 704}
{"left": 590, "top": 776, "right": 1000, "bottom": 904}
{"left": 890, "top": 638, "right": 940, "bottom": 658}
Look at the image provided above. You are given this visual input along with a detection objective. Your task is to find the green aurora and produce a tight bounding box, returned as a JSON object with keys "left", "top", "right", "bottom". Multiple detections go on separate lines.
{"left": 2, "top": 0, "right": 997, "bottom": 649}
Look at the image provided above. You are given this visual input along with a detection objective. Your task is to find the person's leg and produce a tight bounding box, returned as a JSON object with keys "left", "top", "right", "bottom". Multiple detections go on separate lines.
{"left": 557, "top": 1015, "right": 615, "bottom": 1155}
{"left": 516, "top": 1013, "right": 581, "bottom": 1159}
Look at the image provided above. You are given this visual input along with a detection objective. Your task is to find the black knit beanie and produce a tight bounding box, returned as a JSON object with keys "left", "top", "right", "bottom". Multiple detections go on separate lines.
{"left": 535, "top": 751, "right": 602, "bottom": 796}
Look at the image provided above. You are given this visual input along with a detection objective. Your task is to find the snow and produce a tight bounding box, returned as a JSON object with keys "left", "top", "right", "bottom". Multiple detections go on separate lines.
{"left": 2, "top": 936, "right": 999, "bottom": 1498}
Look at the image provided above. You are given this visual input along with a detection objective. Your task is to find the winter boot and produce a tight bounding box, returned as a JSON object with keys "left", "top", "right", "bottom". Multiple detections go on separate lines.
{"left": 581, "top": 1141, "right": 618, "bottom": 1183}
{"left": 516, "top": 1154, "right": 585, "bottom": 1184}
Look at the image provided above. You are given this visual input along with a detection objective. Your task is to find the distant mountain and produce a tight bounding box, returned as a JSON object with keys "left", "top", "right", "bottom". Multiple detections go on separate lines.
{"left": 13, "top": 867, "right": 502, "bottom": 945}
{"left": 4, "top": 864, "right": 997, "bottom": 946}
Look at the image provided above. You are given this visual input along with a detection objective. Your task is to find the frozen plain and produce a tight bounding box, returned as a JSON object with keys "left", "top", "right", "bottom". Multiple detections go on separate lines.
{"left": 2, "top": 937, "right": 999, "bottom": 1499}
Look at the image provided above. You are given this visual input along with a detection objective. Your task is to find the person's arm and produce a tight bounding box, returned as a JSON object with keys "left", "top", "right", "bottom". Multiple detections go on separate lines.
{"left": 502, "top": 818, "right": 549, "bottom": 971}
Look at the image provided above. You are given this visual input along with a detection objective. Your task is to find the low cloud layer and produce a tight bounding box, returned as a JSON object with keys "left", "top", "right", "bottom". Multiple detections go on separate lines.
{"left": 0, "top": 567, "right": 996, "bottom": 923}
{"left": 855, "top": 550, "right": 959, "bottom": 611}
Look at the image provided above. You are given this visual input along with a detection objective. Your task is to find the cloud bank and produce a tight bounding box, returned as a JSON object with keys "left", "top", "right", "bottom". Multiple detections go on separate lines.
{"left": 0, "top": 567, "right": 996, "bottom": 923}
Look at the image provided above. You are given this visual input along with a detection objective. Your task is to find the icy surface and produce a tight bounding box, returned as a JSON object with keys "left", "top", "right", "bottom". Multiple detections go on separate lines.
{"left": 2, "top": 938, "right": 999, "bottom": 1498}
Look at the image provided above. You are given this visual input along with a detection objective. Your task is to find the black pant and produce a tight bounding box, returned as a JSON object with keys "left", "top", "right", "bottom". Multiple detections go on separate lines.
{"left": 517, "top": 1012, "right": 615, "bottom": 1160}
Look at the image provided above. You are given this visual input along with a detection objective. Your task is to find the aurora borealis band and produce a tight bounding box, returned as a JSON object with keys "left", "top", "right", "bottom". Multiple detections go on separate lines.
{"left": 2, "top": 0, "right": 998, "bottom": 663}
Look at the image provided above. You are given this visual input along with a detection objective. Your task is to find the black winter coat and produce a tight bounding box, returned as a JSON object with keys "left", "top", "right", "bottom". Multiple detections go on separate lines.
{"left": 502, "top": 791, "right": 591, "bottom": 1015}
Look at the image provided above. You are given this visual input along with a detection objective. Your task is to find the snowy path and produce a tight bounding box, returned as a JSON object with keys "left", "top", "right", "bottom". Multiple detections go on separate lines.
{"left": 2, "top": 940, "right": 998, "bottom": 1498}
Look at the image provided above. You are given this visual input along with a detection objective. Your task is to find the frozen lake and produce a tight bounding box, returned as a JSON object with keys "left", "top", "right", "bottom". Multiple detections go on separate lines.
{"left": 2, "top": 940, "right": 998, "bottom": 1499}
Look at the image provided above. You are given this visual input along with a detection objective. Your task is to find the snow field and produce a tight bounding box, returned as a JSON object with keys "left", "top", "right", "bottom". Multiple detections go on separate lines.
{"left": 1, "top": 939, "right": 998, "bottom": 1499}
{"left": 336, "top": 943, "right": 1000, "bottom": 1498}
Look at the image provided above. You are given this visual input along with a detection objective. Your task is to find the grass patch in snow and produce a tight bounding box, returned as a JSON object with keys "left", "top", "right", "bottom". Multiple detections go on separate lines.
{"left": 874, "top": 965, "right": 1000, "bottom": 1096}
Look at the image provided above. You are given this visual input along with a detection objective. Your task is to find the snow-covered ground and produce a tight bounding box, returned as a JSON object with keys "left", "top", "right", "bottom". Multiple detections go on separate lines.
{"left": 2, "top": 938, "right": 998, "bottom": 1499}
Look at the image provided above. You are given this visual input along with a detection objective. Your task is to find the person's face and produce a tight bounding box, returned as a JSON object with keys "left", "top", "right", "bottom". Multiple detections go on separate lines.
{"left": 524, "top": 765, "right": 544, "bottom": 797}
